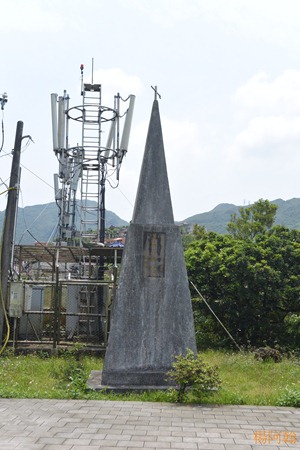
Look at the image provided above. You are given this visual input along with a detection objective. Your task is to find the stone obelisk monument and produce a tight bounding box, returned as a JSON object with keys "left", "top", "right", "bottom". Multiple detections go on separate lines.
{"left": 101, "top": 98, "right": 196, "bottom": 388}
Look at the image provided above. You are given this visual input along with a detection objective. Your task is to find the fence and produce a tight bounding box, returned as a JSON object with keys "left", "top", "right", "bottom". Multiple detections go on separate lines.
{"left": 8, "top": 279, "right": 114, "bottom": 351}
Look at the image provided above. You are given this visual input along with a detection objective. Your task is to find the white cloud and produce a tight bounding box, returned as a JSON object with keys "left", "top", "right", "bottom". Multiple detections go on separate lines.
{"left": 198, "top": 0, "right": 300, "bottom": 51}
{"left": 163, "top": 117, "right": 201, "bottom": 157}
{"left": 0, "top": 0, "right": 66, "bottom": 33}
{"left": 125, "top": 0, "right": 200, "bottom": 27}
{"left": 234, "top": 116, "right": 300, "bottom": 155}
{"left": 125, "top": 0, "right": 300, "bottom": 52}
{"left": 230, "top": 70, "right": 300, "bottom": 162}
{"left": 234, "top": 70, "right": 300, "bottom": 116}
{"left": 85, "top": 68, "right": 144, "bottom": 108}
{"left": 3, "top": 0, "right": 300, "bottom": 222}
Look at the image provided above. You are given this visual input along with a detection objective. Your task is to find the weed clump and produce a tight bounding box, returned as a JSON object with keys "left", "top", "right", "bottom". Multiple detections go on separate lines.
{"left": 51, "top": 344, "right": 88, "bottom": 398}
{"left": 276, "top": 385, "right": 300, "bottom": 407}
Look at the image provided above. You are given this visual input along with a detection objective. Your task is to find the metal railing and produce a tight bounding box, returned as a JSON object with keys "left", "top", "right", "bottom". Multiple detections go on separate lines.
{"left": 8, "top": 279, "right": 114, "bottom": 351}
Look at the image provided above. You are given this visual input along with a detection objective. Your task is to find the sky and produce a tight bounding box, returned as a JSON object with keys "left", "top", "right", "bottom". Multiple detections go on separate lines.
{"left": 1, "top": 0, "right": 300, "bottom": 228}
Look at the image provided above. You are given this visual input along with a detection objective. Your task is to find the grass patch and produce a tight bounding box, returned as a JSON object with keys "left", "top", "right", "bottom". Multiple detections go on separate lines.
{"left": 0, "top": 350, "right": 102, "bottom": 399}
{"left": 0, "top": 349, "right": 300, "bottom": 405}
{"left": 201, "top": 350, "right": 300, "bottom": 406}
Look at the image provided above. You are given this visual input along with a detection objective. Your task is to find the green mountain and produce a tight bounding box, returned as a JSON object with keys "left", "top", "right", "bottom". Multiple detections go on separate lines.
{"left": 183, "top": 198, "right": 300, "bottom": 233}
{"left": 2, "top": 198, "right": 300, "bottom": 245}
{"left": 0, "top": 202, "right": 128, "bottom": 245}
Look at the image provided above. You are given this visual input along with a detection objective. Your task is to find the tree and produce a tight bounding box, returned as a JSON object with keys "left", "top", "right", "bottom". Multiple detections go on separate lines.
{"left": 185, "top": 225, "right": 300, "bottom": 348}
{"left": 227, "top": 199, "right": 278, "bottom": 240}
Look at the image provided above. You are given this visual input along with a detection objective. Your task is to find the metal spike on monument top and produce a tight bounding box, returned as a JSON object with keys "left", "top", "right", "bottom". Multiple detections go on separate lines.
{"left": 151, "top": 85, "right": 161, "bottom": 100}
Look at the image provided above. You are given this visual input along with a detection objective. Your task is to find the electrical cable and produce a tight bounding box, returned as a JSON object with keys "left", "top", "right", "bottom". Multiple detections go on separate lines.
{"left": 18, "top": 162, "right": 53, "bottom": 190}
{"left": 0, "top": 150, "right": 11, "bottom": 159}
{"left": 0, "top": 133, "right": 32, "bottom": 158}
{"left": 0, "top": 187, "right": 15, "bottom": 196}
{"left": 0, "top": 213, "right": 11, "bottom": 356}
{"left": 0, "top": 186, "right": 19, "bottom": 354}
{"left": 0, "top": 115, "right": 4, "bottom": 152}
{"left": 17, "top": 191, "right": 53, "bottom": 245}
{"left": 20, "top": 136, "right": 33, "bottom": 153}
{"left": 47, "top": 221, "right": 59, "bottom": 245}
{"left": 0, "top": 177, "right": 9, "bottom": 189}
{"left": 107, "top": 178, "right": 118, "bottom": 189}
{"left": 190, "top": 280, "right": 242, "bottom": 352}
{"left": 108, "top": 179, "right": 134, "bottom": 207}
{"left": 0, "top": 146, "right": 53, "bottom": 190}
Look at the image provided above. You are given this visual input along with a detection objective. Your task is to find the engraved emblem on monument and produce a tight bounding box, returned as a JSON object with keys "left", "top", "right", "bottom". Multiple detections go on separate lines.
{"left": 143, "top": 232, "right": 166, "bottom": 278}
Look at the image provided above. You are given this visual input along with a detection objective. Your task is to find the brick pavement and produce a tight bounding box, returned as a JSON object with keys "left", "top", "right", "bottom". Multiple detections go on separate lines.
{"left": 0, "top": 399, "right": 299, "bottom": 449}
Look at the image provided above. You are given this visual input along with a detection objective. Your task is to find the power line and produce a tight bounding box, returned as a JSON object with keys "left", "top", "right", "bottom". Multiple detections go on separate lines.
{"left": 190, "top": 281, "right": 242, "bottom": 352}
{"left": 0, "top": 136, "right": 53, "bottom": 192}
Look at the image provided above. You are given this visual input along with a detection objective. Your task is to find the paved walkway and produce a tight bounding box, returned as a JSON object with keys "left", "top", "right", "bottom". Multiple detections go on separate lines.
{"left": 0, "top": 399, "right": 299, "bottom": 449}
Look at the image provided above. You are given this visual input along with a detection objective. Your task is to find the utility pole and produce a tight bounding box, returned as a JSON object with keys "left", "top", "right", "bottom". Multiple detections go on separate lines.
{"left": 0, "top": 121, "right": 23, "bottom": 345}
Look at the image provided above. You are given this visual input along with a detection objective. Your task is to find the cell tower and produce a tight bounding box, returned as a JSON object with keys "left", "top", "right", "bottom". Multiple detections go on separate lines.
{"left": 51, "top": 63, "right": 135, "bottom": 247}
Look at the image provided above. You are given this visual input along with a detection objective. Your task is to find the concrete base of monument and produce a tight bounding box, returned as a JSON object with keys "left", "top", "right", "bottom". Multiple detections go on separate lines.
{"left": 86, "top": 370, "right": 173, "bottom": 393}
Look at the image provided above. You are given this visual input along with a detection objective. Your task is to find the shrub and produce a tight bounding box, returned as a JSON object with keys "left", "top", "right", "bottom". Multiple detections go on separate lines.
{"left": 166, "top": 349, "right": 221, "bottom": 402}
{"left": 254, "top": 347, "right": 282, "bottom": 362}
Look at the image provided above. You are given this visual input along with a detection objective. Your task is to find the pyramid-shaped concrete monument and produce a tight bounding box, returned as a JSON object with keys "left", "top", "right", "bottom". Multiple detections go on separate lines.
{"left": 101, "top": 99, "right": 197, "bottom": 388}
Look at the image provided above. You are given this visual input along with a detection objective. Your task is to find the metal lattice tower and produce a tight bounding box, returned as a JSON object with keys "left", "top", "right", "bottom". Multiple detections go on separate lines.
{"left": 51, "top": 63, "right": 135, "bottom": 248}
{"left": 80, "top": 82, "right": 103, "bottom": 242}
